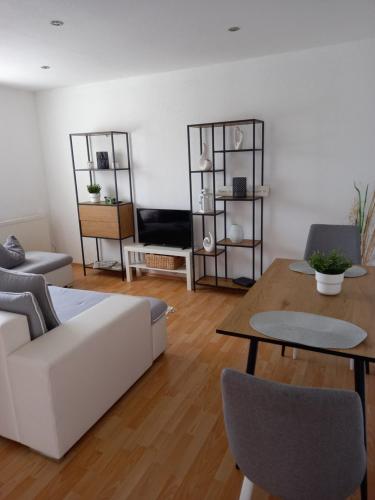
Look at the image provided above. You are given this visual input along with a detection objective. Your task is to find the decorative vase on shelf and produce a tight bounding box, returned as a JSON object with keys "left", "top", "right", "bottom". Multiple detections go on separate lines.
{"left": 203, "top": 232, "right": 215, "bottom": 253}
{"left": 198, "top": 188, "right": 213, "bottom": 213}
{"left": 229, "top": 224, "right": 244, "bottom": 244}
{"left": 234, "top": 126, "right": 244, "bottom": 150}
{"left": 199, "top": 143, "right": 212, "bottom": 171}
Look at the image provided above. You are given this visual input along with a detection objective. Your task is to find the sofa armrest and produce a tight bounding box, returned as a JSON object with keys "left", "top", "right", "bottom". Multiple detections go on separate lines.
{"left": 8, "top": 295, "right": 153, "bottom": 458}
{"left": 0, "top": 312, "right": 31, "bottom": 356}
{"left": 0, "top": 312, "right": 31, "bottom": 441}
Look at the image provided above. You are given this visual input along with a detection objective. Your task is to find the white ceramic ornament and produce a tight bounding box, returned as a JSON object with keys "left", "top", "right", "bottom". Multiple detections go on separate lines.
{"left": 203, "top": 232, "right": 215, "bottom": 253}
{"left": 234, "top": 126, "right": 244, "bottom": 150}
{"left": 199, "top": 143, "right": 212, "bottom": 171}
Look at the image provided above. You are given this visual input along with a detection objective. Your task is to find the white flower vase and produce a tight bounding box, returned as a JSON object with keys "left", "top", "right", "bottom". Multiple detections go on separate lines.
{"left": 315, "top": 271, "right": 344, "bottom": 295}
{"left": 229, "top": 224, "right": 244, "bottom": 244}
{"left": 88, "top": 192, "right": 100, "bottom": 203}
{"left": 199, "top": 143, "right": 212, "bottom": 171}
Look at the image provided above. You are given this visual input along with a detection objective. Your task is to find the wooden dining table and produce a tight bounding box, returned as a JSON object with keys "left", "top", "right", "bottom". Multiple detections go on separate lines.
{"left": 216, "top": 258, "right": 375, "bottom": 500}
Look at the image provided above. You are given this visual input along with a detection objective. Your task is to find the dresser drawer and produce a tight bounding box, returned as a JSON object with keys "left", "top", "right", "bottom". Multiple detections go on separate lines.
{"left": 79, "top": 204, "right": 118, "bottom": 223}
{"left": 81, "top": 221, "right": 120, "bottom": 239}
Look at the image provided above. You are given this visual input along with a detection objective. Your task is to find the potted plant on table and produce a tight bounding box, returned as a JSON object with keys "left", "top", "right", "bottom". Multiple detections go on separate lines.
{"left": 309, "top": 250, "right": 352, "bottom": 296}
{"left": 87, "top": 183, "right": 101, "bottom": 203}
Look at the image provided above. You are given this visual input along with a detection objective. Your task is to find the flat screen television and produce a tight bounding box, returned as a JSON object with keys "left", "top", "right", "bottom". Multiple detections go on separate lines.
{"left": 137, "top": 208, "right": 192, "bottom": 249}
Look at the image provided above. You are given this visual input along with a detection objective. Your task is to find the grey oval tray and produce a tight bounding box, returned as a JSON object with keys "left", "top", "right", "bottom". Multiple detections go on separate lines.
{"left": 250, "top": 311, "right": 367, "bottom": 349}
{"left": 288, "top": 260, "right": 367, "bottom": 278}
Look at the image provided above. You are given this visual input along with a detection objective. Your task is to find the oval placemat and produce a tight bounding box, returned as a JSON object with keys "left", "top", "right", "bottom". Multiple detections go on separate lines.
{"left": 288, "top": 260, "right": 315, "bottom": 275}
{"left": 250, "top": 311, "right": 367, "bottom": 349}
{"left": 288, "top": 261, "right": 367, "bottom": 278}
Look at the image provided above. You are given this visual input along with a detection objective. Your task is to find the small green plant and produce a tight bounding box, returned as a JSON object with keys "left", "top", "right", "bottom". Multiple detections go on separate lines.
{"left": 309, "top": 250, "right": 352, "bottom": 275}
{"left": 87, "top": 184, "right": 101, "bottom": 194}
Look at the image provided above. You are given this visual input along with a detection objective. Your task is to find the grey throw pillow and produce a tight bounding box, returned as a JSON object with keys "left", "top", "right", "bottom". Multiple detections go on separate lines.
{"left": 0, "top": 291, "right": 47, "bottom": 340}
{"left": 0, "top": 268, "right": 60, "bottom": 330}
{"left": 0, "top": 235, "right": 25, "bottom": 269}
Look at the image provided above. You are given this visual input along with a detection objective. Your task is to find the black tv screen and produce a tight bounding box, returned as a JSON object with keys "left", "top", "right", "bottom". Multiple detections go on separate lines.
{"left": 137, "top": 208, "right": 192, "bottom": 248}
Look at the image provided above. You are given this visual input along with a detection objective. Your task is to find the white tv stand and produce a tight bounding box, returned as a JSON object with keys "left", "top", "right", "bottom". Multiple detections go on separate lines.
{"left": 123, "top": 243, "right": 192, "bottom": 291}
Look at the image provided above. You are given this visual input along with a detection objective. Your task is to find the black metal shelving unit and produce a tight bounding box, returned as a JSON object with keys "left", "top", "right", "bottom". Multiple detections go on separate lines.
{"left": 69, "top": 131, "right": 135, "bottom": 281}
{"left": 187, "top": 118, "right": 265, "bottom": 291}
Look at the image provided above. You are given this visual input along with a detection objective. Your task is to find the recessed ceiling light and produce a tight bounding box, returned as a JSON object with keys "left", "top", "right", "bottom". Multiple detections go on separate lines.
{"left": 40, "top": 65, "right": 51, "bottom": 70}
{"left": 228, "top": 26, "right": 240, "bottom": 32}
{"left": 50, "top": 20, "right": 64, "bottom": 26}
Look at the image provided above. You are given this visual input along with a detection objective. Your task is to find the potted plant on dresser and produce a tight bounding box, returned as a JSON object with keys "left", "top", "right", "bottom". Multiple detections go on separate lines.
{"left": 309, "top": 250, "right": 352, "bottom": 295}
{"left": 87, "top": 183, "right": 101, "bottom": 203}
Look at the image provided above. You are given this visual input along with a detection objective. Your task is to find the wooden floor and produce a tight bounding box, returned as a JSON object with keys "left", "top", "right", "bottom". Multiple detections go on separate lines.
{"left": 0, "top": 265, "right": 373, "bottom": 499}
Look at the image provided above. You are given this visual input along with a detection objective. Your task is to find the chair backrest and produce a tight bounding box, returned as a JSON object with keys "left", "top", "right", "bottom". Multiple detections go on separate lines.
{"left": 221, "top": 368, "right": 366, "bottom": 500}
{"left": 304, "top": 224, "right": 361, "bottom": 264}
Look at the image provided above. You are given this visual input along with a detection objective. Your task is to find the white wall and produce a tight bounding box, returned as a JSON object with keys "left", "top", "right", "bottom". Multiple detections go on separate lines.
{"left": 0, "top": 85, "right": 51, "bottom": 250}
{"left": 36, "top": 38, "right": 375, "bottom": 272}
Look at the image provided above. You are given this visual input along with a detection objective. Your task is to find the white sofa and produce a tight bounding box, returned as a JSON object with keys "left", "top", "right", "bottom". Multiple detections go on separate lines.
{"left": 0, "top": 293, "right": 166, "bottom": 459}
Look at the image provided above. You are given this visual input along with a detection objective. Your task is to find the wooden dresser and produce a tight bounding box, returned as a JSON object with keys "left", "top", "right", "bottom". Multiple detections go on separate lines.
{"left": 79, "top": 202, "right": 134, "bottom": 240}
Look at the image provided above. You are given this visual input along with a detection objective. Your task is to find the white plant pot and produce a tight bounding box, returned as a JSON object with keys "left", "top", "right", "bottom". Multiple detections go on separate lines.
{"left": 315, "top": 271, "right": 344, "bottom": 296}
{"left": 88, "top": 192, "right": 100, "bottom": 203}
{"left": 229, "top": 224, "right": 244, "bottom": 244}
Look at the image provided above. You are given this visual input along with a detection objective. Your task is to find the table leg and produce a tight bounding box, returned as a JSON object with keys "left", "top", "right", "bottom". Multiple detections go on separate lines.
{"left": 246, "top": 339, "right": 259, "bottom": 375}
{"left": 354, "top": 358, "right": 367, "bottom": 500}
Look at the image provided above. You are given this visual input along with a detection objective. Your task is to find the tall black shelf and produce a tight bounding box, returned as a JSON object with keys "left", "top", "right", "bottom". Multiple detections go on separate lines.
{"left": 187, "top": 118, "right": 265, "bottom": 291}
{"left": 69, "top": 131, "right": 135, "bottom": 281}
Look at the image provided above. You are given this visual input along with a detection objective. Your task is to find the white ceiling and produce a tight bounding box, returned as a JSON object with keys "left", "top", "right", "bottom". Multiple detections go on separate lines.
{"left": 1, "top": 0, "right": 375, "bottom": 91}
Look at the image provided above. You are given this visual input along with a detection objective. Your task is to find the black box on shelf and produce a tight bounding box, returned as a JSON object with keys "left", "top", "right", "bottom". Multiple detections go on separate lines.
{"left": 233, "top": 177, "right": 247, "bottom": 198}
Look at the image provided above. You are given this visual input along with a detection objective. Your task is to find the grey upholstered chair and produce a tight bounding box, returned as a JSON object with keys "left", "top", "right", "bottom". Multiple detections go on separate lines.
{"left": 304, "top": 224, "right": 362, "bottom": 263}
{"left": 221, "top": 368, "right": 366, "bottom": 500}
{"left": 282, "top": 223, "right": 362, "bottom": 361}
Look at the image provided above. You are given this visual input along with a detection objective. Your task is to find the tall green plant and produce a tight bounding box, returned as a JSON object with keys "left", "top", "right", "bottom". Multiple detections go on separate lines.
{"left": 350, "top": 182, "right": 375, "bottom": 263}
{"left": 353, "top": 182, "right": 368, "bottom": 233}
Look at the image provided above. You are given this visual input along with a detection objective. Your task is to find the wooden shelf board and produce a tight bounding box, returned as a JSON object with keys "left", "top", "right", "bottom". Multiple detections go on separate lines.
{"left": 70, "top": 131, "right": 128, "bottom": 137}
{"left": 75, "top": 168, "right": 129, "bottom": 172}
{"left": 215, "top": 195, "right": 261, "bottom": 202}
{"left": 190, "top": 169, "right": 224, "bottom": 173}
{"left": 189, "top": 119, "right": 263, "bottom": 129}
{"left": 214, "top": 149, "right": 263, "bottom": 153}
{"left": 192, "top": 210, "right": 224, "bottom": 216}
{"left": 194, "top": 248, "right": 225, "bottom": 257}
{"left": 85, "top": 263, "right": 122, "bottom": 272}
{"left": 196, "top": 276, "right": 249, "bottom": 290}
{"left": 217, "top": 238, "right": 261, "bottom": 248}
{"left": 78, "top": 201, "right": 131, "bottom": 206}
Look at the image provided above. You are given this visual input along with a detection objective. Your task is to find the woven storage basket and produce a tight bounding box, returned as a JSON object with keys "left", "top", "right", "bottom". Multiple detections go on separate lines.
{"left": 145, "top": 253, "right": 184, "bottom": 270}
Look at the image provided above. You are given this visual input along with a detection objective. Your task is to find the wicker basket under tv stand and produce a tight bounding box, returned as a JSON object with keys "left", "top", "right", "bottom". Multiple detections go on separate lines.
{"left": 123, "top": 243, "right": 193, "bottom": 291}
